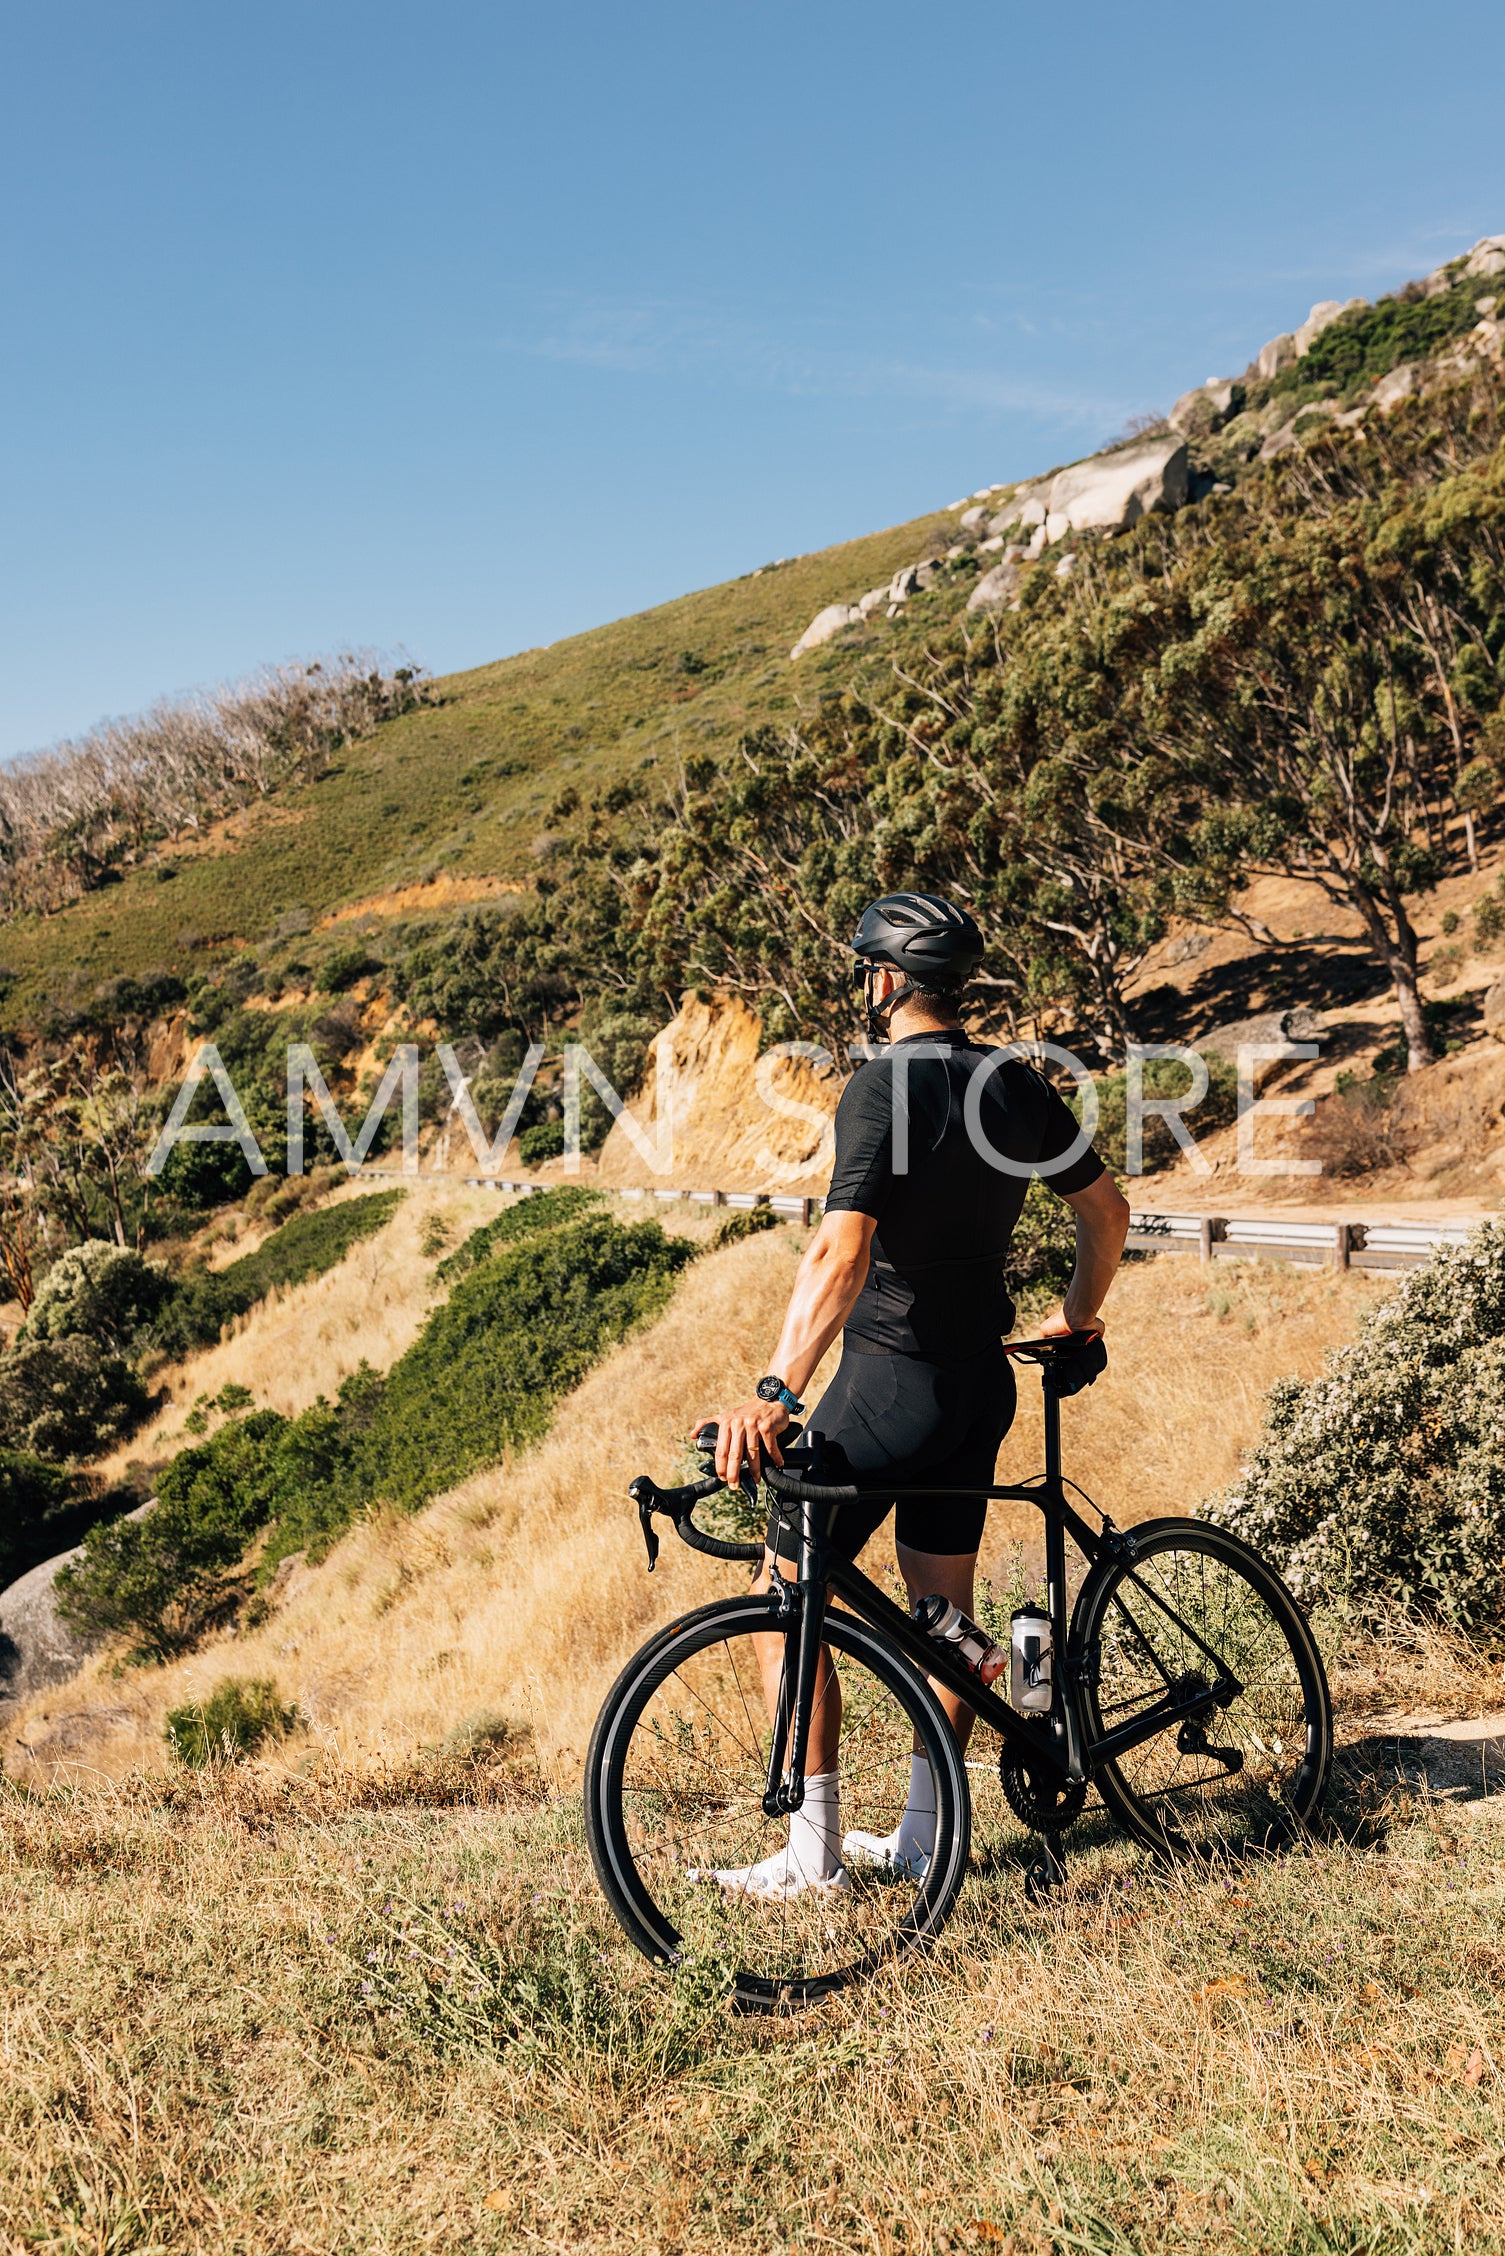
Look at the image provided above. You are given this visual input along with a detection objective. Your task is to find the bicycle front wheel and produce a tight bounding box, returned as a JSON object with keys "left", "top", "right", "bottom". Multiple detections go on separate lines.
{"left": 585, "top": 1595, "right": 970, "bottom": 2009}
{"left": 1074, "top": 1518, "right": 1331, "bottom": 1857}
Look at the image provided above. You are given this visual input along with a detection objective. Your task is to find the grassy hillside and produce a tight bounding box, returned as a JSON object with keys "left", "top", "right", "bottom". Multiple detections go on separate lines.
{"left": 0, "top": 513, "right": 949, "bottom": 1026}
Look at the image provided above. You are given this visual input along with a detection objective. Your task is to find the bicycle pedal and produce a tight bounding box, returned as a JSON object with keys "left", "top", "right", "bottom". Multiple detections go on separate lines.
{"left": 1023, "top": 1836, "right": 1068, "bottom": 1903}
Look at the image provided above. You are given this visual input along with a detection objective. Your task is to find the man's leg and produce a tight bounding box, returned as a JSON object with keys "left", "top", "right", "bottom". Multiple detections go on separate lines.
{"left": 842, "top": 1543, "right": 979, "bottom": 1877}
{"left": 695, "top": 1552, "right": 846, "bottom": 1899}
{"left": 895, "top": 1542, "right": 981, "bottom": 1752}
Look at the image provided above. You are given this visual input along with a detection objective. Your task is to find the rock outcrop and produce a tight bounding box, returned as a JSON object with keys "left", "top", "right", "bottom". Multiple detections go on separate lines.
{"left": 594, "top": 992, "right": 839, "bottom": 1192}
{"left": 1256, "top": 332, "right": 1298, "bottom": 380}
{"left": 1169, "top": 378, "right": 1242, "bottom": 435}
{"left": 0, "top": 1546, "right": 101, "bottom": 1711}
{"left": 1045, "top": 435, "right": 1189, "bottom": 536}
{"left": 789, "top": 603, "right": 862, "bottom": 660}
{"left": 966, "top": 552, "right": 1025, "bottom": 612}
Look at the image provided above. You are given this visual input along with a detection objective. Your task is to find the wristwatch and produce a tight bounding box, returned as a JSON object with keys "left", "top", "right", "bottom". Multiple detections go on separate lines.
{"left": 756, "top": 1374, "right": 805, "bottom": 1415}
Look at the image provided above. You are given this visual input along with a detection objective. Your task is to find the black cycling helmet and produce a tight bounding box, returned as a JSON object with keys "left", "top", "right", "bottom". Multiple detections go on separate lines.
{"left": 850, "top": 892, "right": 984, "bottom": 985}
{"left": 850, "top": 891, "right": 984, "bottom": 1038}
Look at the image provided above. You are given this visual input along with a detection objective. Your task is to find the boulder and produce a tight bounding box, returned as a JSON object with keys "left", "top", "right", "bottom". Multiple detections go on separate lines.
{"left": 1373, "top": 362, "right": 1418, "bottom": 411}
{"left": 789, "top": 603, "right": 861, "bottom": 660}
{"left": 1045, "top": 435, "right": 1189, "bottom": 536}
{"left": 1259, "top": 423, "right": 1298, "bottom": 461}
{"left": 966, "top": 558, "right": 1022, "bottom": 613}
{"left": 856, "top": 586, "right": 889, "bottom": 618}
{"left": 1482, "top": 980, "right": 1505, "bottom": 1043}
{"left": 1053, "top": 552, "right": 1078, "bottom": 579}
{"left": 1168, "top": 378, "right": 1242, "bottom": 436}
{"left": 959, "top": 505, "right": 989, "bottom": 533}
{"left": 1045, "top": 510, "right": 1070, "bottom": 543}
{"left": 0, "top": 1545, "right": 102, "bottom": 1710}
{"left": 1256, "top": 332, "right": 1297, "bottom": 379}
{"left": 1463, "top": 236, "right": 1505, "bottom": 281}
{"left": 1194, "top": 1007, "right": 1327, "bottom": 1064}
{"left": 1294, "top": 299, "right": 1363, "bottom": 356}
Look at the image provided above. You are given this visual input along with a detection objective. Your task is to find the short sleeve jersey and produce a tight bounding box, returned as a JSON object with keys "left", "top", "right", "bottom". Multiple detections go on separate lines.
{"left": 824, "top": 1029, "right": 1105, "bottom": 1363}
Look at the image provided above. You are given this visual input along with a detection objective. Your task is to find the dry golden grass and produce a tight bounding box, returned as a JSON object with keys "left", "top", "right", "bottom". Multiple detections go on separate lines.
{"left": 12, "top": 1225, "right": 819, "bottom": 1778}
{"left": 1, "top": 1756, "right": 1502, "bottom": 2253}
{"left": 12, "top": 1244, "right": 1392, "bottom": 1788}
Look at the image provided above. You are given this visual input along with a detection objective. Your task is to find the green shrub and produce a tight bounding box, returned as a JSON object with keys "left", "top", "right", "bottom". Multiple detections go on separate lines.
{"left": 418, "top": 1213, "right": 452, "bottom": 1259}
{"left": 437, "top": 1186, "right": 601, "bottom": 1282}
{"left": 21, "top": 1241, "right": 173, "bottom": 1355}
{"left": 152, "top": 1188, "right": 404, "bottom": 1358}
{"left": 321, "top": 944, "right": 383, "bottom": 992}
{"left": 0, "top": 1451, "right": 128, "bottom": 1589}
{"left": 308, "top": 1214, "right": 697, "bottom": 1520}
{"left": 710, "top": 1205, "right": 778, "bottom": 1250}
{"left": 61, "top": 1212, "right": 700, "bottom": 1653}
{"left": 1086, "top": 1054, "right": 1240, "bottom": 1177}
{"left": 164, "top": 1676, "right": 299, "bottom": 1766}
{"left": 519, "top": 1120, "right": 566, "bottom": 1166}
{"left": 0, "top": 1335, "right": 151, "bottom": 1462}
{"left": 1270, "top": 273, "right": 1489, "bottom": 399}
{"left": 1003, "top": 1178, "right": 1080, "bottom": 1317}
{"left": 55, "top": 1410, "right": 292, "bottom": 1658}
{"left": 1205, "top": 1223, "right": 1505, "bottom": 1630}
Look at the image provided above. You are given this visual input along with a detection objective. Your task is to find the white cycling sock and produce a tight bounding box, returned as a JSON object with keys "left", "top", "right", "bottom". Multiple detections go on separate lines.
{"left": 843, "top": 1754, "right": 935, "bottom": 1875}
{"left": 696, "top": 1772, "right": 847, "bottom": 1899}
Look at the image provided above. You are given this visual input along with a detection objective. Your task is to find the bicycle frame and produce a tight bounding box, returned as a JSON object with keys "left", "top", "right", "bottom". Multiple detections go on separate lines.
{"left": 644, "top": 1344, "right": 1244, "bottom": 1819}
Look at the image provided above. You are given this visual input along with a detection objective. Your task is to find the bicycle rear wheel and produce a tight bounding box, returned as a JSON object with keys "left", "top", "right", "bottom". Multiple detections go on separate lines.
{"left": 585, "top": 1595, "right": 970, "bottom": 2009}
{"left": 1074, "top": 1518, "right": 1331, "bottom": 1856}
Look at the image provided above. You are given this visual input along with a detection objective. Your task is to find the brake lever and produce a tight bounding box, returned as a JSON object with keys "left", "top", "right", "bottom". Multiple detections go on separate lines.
{"left": 628, "top": 1476, "right": 661, "bottom": 1573}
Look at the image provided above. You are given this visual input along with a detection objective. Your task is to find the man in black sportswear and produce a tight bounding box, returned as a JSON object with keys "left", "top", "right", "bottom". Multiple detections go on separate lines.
{"left": 696, "top": 892, "right": 1129, "bottom": 1899}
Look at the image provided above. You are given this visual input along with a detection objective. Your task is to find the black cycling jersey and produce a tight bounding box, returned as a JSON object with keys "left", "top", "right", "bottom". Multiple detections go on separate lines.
{"left": 823, "top": 1028, "right": 1105, "bottom": 1363}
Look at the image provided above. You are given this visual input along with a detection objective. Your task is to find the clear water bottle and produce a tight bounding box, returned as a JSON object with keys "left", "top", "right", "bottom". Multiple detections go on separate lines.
{"left": 1010, "top": 1605, "right": 1054, "bottom": 1714}
{"left": 914, "top": 1595, "right": 1009, "bottom": 1687}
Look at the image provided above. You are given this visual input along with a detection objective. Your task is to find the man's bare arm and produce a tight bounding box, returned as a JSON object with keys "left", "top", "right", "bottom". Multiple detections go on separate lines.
{"left": 697, "top": 1209, "right": 876, "bottom": 1482}
{"left": 1041, "top": 1171, "right": 1130, "bottom": 1338}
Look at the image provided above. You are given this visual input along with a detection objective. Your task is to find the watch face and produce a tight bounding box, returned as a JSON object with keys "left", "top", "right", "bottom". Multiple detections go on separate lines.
{"left": 756, "top": 1376, "right": 782, "bottom": 1403}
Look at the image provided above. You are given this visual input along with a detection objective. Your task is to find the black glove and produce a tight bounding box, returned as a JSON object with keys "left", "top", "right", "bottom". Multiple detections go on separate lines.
{"left": 1044, "top": 1332, "right": 1108, "bottom": 1398}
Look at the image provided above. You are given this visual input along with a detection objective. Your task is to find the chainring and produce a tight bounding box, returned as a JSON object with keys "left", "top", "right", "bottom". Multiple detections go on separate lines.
{"left": 999, "top": 1745, "right": 1089, "bottom": 1833}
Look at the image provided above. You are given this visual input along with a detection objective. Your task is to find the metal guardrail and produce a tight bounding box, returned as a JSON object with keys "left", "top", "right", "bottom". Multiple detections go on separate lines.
{"left": 376, "top": 1170, "right": 1486, "bottom": 1273}
{"left": 1127, "top": 1210, "right": 1481, "bottom": 1272}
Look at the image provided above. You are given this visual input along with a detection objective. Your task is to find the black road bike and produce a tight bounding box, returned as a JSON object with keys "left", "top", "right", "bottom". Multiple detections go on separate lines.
{"left": 585, "top": 1335, "right": 1332, "bottom": 2009}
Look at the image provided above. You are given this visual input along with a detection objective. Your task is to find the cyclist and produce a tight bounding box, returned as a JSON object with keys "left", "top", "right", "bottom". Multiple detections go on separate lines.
{"left": 694, "top": 891, "right": 1129, "bottom": 1898}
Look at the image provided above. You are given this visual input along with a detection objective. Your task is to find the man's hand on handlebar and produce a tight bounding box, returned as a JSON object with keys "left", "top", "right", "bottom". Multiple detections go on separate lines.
{"left": 694, "top": 1398, "right": 790, "bottom": 1485}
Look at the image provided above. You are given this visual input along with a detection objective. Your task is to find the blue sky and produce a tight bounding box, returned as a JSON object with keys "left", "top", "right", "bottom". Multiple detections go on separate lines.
{"left": 3, "top": 0, "right": 1503, "bottom": 758}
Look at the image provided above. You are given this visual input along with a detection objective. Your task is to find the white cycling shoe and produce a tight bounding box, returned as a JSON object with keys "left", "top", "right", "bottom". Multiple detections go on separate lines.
{"left": 690, "top": 1846, "right": 851, "bottom": 1902}
{"left": 841, "top": 1826, "right": 931, "bottom": 1880}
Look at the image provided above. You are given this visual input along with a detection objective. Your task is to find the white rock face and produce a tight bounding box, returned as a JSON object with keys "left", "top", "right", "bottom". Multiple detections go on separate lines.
{"left": 1168, "top": 377, "right": 1241, "bottom": 434}
{"left": 1045, "top": 435, "right": 1189, "bottom": 535}
{"left": 1256, "top": 332, "right": 1297, "bottom": 379}
{"left": 1045, "top": 511, "right": 1071, "bottom": 543}
{"left": 1464, "top": 237, "right": 1505, "bottom": 279}
{"left": 789, "top": 603, "right": 861, "bottom": 659}
{"left": 1293, "top": 299, "right": 1368, "bottom": 356}
{"left": 857, "top": 587, "right": 889, "bottom": 618}
{"left": 1373, "top": 363, "right": 1418, "bottom": 411}
{"left": 966, "top": 559, "right": 1022, "bottom": 612}
{"left": 959, "top": 504, "right": 989, "bottom": 532}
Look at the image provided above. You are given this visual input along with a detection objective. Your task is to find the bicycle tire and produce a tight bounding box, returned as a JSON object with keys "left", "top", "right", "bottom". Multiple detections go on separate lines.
{"left": 1073, "top": 1518, "right": 1331, "bottom": 1857}
{"left": 585, "top": 1595, "right": 971, "bottom": 2009}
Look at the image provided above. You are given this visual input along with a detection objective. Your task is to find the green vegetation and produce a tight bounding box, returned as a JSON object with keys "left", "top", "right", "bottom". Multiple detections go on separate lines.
{"left": 436, "top": 1185, "right": 601, "bottom": 1281}
{"left": 57, "top": 1208, "right": 696, "bottom": 1657}
{"left": 1269, "top": 269, "right": 1490, "bottom": 399}
{"left": 708, "top": 1203, "right": 779, "bottom": 1251}
{"left": 0, "top": 1450, "right": 127, "bottom": 1590}
{"left": 1209, "top": 1222, "right": 1505, "bottom": 1631}
{"left": 151, "top": 1189, "right": 405, "bottom": 1359}
{"left": 0, "top": 517, "right": 946, "bottom": 1028}
{"left": 0, "top": 1334, "right": 149, "bottom": 1463}
{"left": 164, "top": 1676, "right": 300, "bottom": 1766}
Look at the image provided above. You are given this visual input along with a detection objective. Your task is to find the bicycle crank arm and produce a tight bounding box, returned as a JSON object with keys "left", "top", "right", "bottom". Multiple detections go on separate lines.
{"left": 1087, "top": 1672, "right": 1242, "bottom": 1768}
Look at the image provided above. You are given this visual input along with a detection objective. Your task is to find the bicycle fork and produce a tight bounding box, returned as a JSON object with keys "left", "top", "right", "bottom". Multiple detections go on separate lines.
{"left": 762, "top": 1504, "right": 828, "bottom": 1817}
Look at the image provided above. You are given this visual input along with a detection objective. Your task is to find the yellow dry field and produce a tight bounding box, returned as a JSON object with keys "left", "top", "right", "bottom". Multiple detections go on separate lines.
{"left": 10, "top": 1234, "right": 1392, "bottom": 1785}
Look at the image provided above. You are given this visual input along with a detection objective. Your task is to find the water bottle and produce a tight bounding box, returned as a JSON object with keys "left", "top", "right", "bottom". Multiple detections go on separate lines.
{"left": 914, "top": 1595, "right": 1009, "bottom": 1687}
{"left": 1010, "top": 1605, "right": 1054, "bottom": 1714}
